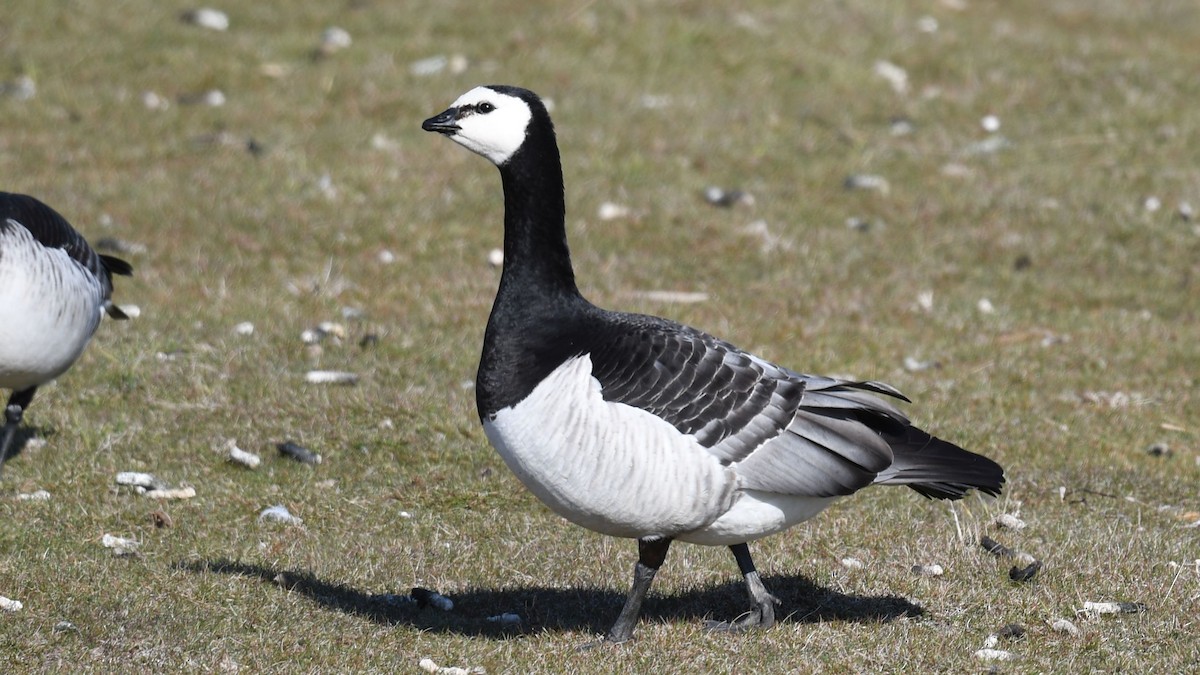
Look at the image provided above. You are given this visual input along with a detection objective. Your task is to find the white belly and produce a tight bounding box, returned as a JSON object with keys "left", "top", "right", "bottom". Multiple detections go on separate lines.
{"left": 484, "top": 354, "right": 739, "bottom": 539}
{"left": 482, "top": 354, "right": 839, "bottom": 543}
{"left": 678, "top": 490, "right": 834, "bottom": 546}
{"left": 0, "top": 231, "right": 104, "bottom": 390}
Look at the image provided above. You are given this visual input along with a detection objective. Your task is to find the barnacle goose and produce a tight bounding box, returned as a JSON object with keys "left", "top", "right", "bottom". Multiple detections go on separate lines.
{"left": 0, "top": 192, "right": 132, "bottom": 477}
{"left": 422, "top": 85, "right": 1004, "bottom": 643}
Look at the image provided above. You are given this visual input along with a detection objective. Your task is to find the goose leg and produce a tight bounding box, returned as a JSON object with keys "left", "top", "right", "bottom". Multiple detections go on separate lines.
{"left": 605, "top": 537, "right": 672, "bottom": 643}
{"left": 0, "top": 387, "right": 37, "bottom": 479}
{"left": 706, "top": 542, "right": 779, "bottom": 632}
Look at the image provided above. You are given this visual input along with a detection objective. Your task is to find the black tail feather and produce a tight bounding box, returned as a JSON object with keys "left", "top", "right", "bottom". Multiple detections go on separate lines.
{"left": 101, "top": 254, "right": 133, "bottom": 277}
{"left": 873, "top": 425, "right": 1004, "bottom": 500}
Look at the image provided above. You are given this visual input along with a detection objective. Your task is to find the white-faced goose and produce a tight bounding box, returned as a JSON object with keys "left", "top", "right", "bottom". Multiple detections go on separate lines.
{"left": 422, "top": 85, "right": 1003, "bottom": 643}
{"left": 0, "top": 192, "right": 132, "bottom": 477}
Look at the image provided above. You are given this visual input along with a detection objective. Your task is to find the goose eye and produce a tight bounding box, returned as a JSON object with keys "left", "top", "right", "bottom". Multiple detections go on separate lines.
{"left": 477, "top": 102, "right": 495, "bottom": 114}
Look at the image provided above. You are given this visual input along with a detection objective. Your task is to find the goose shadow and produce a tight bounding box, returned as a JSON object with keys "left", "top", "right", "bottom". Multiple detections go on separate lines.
{"left": 0, "top": 425, "right": 52, "bottom": 470}
{"left": 176, "top": 559, "right": 923, "bottom": 638}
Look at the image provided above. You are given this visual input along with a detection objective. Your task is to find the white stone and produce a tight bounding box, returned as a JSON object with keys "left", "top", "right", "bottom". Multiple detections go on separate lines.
{"left": 184, "top": 8, "right": 229, "bottom": 31}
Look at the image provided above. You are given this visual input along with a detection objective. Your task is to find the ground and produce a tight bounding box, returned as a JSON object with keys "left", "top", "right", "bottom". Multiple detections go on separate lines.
{"left": 1, "top": 1, "right": 1198, "bottom": 672}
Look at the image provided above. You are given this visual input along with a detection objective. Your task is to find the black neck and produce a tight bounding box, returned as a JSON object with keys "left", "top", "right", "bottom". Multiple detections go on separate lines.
{"left": 494, "top": 123, "right": 579, "bottom": 302}
{"left": 476, "top": 121, "right": 594, "bottom": 418}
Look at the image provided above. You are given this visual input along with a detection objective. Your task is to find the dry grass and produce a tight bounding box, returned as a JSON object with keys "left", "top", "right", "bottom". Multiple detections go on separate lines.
{"left": 2, "top": 0, "right": 1198, "bottom": 672}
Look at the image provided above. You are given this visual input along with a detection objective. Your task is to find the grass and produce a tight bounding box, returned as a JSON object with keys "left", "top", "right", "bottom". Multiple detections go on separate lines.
{"left": 2, "top": 0, "right": 1198, "bottom": 671}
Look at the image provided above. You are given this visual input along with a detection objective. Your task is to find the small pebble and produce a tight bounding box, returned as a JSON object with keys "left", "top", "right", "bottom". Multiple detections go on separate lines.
{"left": 141, "top": 90, "right": 169, "bottom": 111}
{"left": 304, "top": 370, "right": 358, "bottom": 385}
{"left": 597, "top": 201, "right": 630, "bottom": 221}
{"left": 418, "top": 658, "right": 483, "bottom": 675}
{"left": 53, "top": 620, "right": 77, "bottom": 632}
{"left": 962, "top": 135, "right": 1011, "bottom": 155}
{"left": 912, "top": 563, "right": 944, "bottom": 577}
{"left": 447, "top": 55, "right": 469, "bottom": 75}
{"left": 116, "top": 471, "right": 169, "bottom": 492}
{"left": 228, "top": 441, "right": 261, "bottom": 468}
{"left": 487, "top": 612, "right": 522, "bottom": 625}
{"left": 889, "top": 116, "right": 915, "bottom": 136}
{"left": 315, "top": 173, "right": 337, "bottom": 200}
{"left": 180, "top": 89, "right": 226, "bottom": 107}
{"left": 640, "top": 94, "right": 673, "bottom": 109}
{"left": 101, "top": 533, "right": 140, "bottom": 556}
{"left": 233, "top": 321, "right": 255, "bottom": 336}
{"left": 182, "top": 8, "right": 229, "bottom": 31}
{"left": 980, "top": 535, "right": 1015, "bottom": 557}
{"left": 260, "top": 63, "right": 288, "bottom": 78}
{"left": 903, "top": 355, "right": 939, "bottom": 372}
{"left": 1146, "top": 442, "right": 1171, "bottom": 457}
{"left": 1143, "top": 196, "right": 1162, "bottom": 212}
{"left": 150, "top": 509, "right": 173, "bottom": 528}
{"left": 977, "top": 298, "right": 995, "bottom": 314}
{"left": 993, "top": 513, "right": 1026, "bottom": 530}
{"left": 840, "top": 557, "right": 864, "bottom": 570}
{"left": 845, "top": 216, "right": 879, "bottom": 232}
{"left": 0, "top": 596, "right": 22, "bottom": 612}
{"left": 981, "top": 115, "right": 1001, "bottom": 133}
{"left": 17, "top": 490, "right": 51, "bottom": 501}
{"left": 145, "top": 486, "right": 196, "bottom": 500}
{"left": 318, "top": 26, "right": 352, "bottom": 55}
{"left": 631, "top": 290, "right": 709, "bottom": 304}
{"left": 258, "top": 504, "right": 303, "bottom": 525}
{"left": 410, "top": 55, "right": 448, "bottom": 76}
{"left": 702, "top": 186, "right": 753, "bottom": 207}
{"left": 1178, "top": 201, "right": 1195, "bottom": 221}
{"left": 1012, "top": 557, "right": 1041, "bottom": 578}
{"left": 1049, "top": 618, "right": 1081, "bottom": 636}
{"left": 378, "top": 249, "right": 397, "bottom": 264}
{"left": 996, "top": 624, "right": 1026, "bottom": 640}
{"left": 487, "top": 248, "right": 504, "bottom": 267}
{"left": 873, "top": 60, "right": 909, "bottom": 94}
{"left": 278, "top": 441, "right": 322, "bottom": 465}
{"left": 1080, "top": 601, "right": 1145, "bottom": 616}
{"left": 843, "top": 173, "right": 890, "bottom": 194}
{"left": 381, "top": 593, "right": 416, "bottom": 607}
{"left": 973, "top": 648, "right": 1015, "bottom": 662}
{"left": 317, "top": 322, "right": 346, "bottom": 340}
{"left": 0, "top": 75, "right": 36, "bottom": 100}
{"left": 411, "top": 587, "right": 454, "bottom": 611}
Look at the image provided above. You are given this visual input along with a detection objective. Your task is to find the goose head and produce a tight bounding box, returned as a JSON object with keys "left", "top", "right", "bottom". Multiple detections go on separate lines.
{"left": 422, "top": 85, "right": 544, "bottom": 166}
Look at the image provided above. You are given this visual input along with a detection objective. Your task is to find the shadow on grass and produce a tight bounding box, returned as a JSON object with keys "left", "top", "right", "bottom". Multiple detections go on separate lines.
{"left": 177, "top": 559, "right": 922, "bottom": 639}
{"left": 0, "top": 425, "right": 52, "bottom": 473}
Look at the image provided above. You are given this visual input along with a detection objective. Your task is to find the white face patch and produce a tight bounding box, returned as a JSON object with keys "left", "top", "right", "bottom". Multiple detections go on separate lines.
{"left": 443, "top": 86, "right": 533, "bottom": 165}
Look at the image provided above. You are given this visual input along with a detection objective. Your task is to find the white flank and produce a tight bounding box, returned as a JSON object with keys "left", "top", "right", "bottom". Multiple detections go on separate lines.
{"left": 0, "top": 222, "right": 105, "bottom": 391}
{"left": 483, "top": 354, "right": 836, "bottom": 544}
{"left": 680, "top": 489, "right": 834, "bottom": 546}
{"left": 444, "top": 87, "right": 533, "bottom": 166}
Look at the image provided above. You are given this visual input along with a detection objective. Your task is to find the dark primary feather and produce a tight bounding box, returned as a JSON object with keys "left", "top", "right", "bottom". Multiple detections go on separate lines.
{"left": 872, "top": 425, "right": 1005, "bottom": 498}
